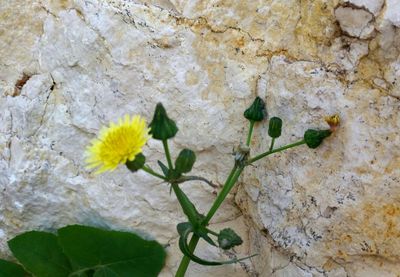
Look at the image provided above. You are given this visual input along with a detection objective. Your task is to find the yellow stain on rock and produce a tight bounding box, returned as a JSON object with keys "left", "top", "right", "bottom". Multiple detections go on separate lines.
{"left": 324, "top": 201, "right": 400, "bottom": 262}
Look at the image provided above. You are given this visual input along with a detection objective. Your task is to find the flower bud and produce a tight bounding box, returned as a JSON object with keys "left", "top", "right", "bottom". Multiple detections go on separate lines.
{"left": 126, "top": 153, "right": 146, "bottom": 172}
{"left": 243, "top": 97, "right": 266, "bottom": 122}
{"left": 149, "top": 103, "right": 178, "bottom": 140}
{"left": 218, "top": 228, "right": 243, "bottom": 250}
{"left": 175, "top": 149, "right": 196, "bottom": 174}
{"left": 268, "top": 117, "right": 283, "bottom": 138}
{"left": 325, "top": 114, "right": 340, "bottom": 132}
{"left": 304, "top": 129, "right": 332, "bottom": 149}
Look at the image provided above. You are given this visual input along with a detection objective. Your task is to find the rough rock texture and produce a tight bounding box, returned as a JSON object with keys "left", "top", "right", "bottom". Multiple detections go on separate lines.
{"left": 0, "top": 0, "right": 399, "bottom": 276}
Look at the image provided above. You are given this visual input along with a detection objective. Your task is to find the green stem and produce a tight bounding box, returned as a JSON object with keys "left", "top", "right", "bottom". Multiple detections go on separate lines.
{"left": 142, "top": 165, "right": 166, "bottom": 180}
{"left": 205, "top": 228, "right": 219, "bottom": 237}
{"left": 247, "top": 139, "right": 306, "bottom": 164}
{"left": 162, "top": 139, "right": 174, "bottom": 170}
{"left": 175, "top": 235, "right": 200, "bottom": 277}
{"left": 269, "top": 138, "right": 275, "bottom": 151}
{"left": 175, "top": 164, "right": 239, "bottom": 276}
{"left": 203, "top": 166, "right": 244, "bottom": 224}
{"left": 246, "top": 121, "right": 255, "bottom": 146}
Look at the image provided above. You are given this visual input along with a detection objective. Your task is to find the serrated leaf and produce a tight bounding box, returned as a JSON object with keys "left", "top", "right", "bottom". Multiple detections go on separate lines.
{"left": 217, "top": 228, "right": 243, "bottom": 250}
{"left": 0, "top": 259, "right": 30, "bottom": 277}
{"left": 8, "top": 231, "right": 71, "bottom": 277}
{"left": 58, "top": 225, "right": 166, "bottom": 277}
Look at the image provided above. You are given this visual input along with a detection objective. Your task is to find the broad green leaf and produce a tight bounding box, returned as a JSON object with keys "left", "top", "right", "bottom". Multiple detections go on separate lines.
{"left": 58, "top": 225, "right": 166, "bottom": 277}
{"left": 0, "top": 259, "right": 30, "bottom": 277}
{"left": 93, "top": 267, "right": 118, "bottom": 277}
{"left": 8, "top": 231, "right": 71, "bottom": 277}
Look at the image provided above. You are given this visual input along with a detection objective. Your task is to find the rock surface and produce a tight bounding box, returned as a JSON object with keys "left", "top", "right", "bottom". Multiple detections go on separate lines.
{"left": 1, "top": 0, "right": 399, "bottom": 276}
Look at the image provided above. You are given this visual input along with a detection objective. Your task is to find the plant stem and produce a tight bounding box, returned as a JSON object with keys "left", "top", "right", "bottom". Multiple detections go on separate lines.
{"left": 203, "top": 166, "right": 244, "bottom": 224}
{"left": 142, "top": 165, "right": 166, "bottom": 180}
{"left": 205, "top": 228, "right": 219, "bottom": 236}
{"left": 269, "top": 138, "right": 275, "bottom": 151}
{"left": 247, "top": 139, "right": 306, "bottom": 164}
{"left": 175, "top": 165, "right": 239, "bottom": 277}
{"left": 163, "top": 139, "right": 174, "bottom": 170}
{"left": 175, "top": 140, "right": 307, "bottom": 276}
{"left": 246, "top": 121, "right": 255, "bottom": 146}
{"left": 175, "top": 235, "right": 200, "bottom": 277}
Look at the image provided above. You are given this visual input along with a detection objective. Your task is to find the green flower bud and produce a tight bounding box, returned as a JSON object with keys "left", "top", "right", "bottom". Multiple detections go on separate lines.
{"left": 149, "top": 103, "right": 178, "bottom": 140}
{"left": 175, "top": 149, "right": 196, "bottom": 174}
{"left": 126, "top": 153, "right": 146, "bottom": 172}
{"left": 243, "top": 97, "right": 266, "bottom": 122}
{"left": 268, "top": 117, "right": 283, "bottom": 138}
{"left": 217, "top": 228, "right": 243, "bottom": 250}
{"left": 304, "top": 129, "right": 332, "bottom": 149}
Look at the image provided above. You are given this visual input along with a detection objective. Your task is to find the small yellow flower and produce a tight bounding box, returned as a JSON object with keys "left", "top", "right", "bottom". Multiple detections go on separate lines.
{"left": 85, "top": 115, "right": 150, "bottom": 173}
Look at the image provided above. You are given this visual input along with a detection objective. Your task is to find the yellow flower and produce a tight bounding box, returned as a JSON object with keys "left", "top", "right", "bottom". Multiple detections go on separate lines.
{"left": 85, "top": 115, "right": 150, "bottom": 173}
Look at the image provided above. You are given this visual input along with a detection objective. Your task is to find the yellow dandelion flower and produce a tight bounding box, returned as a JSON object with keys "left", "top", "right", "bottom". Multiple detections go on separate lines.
{"left": 85, "top": 115, "right": 150, "bottom": 173}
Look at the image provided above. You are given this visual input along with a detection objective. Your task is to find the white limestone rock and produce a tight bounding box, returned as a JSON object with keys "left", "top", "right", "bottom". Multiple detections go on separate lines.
{"left": 335, "top": 6, "right": 375, "bottom": 39}
{"left": 385, "top": 0, "right": 400, "bottom": 27}
{"left": 344, "top": 0, "right": 384, "bottom": 15}
{"left": 1, "top": 0, "right": 400, "bottom": 276}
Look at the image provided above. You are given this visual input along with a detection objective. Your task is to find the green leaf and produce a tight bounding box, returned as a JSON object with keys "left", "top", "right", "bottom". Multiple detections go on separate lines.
{"left": 0, "top": 259, "right": 30, "bottom": 277}
{"left": 172, "top": 185, "right": 202, "bottom": 227}
{"left": 157, "top": 160, "right": 170, "bottom": 177}
{"left": 8, "top": 231, "right": 72, "bottom": 277}
{"left": 175, "top": 149, "right": 196, "bottom": 175}
{"left": 58, "top": 225, "right": 166, "bottom": 277}
{"left": 177, "top": 222, "right": 192, "bottom": 237}
{"left": 93, "top": 267, "right": 118, "bottom": 277}
{"left": 217, "top": 228, "right": 243, "bottom": 250}
{"left": 177, "top": 223, "right": 215, "bottom": 246}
